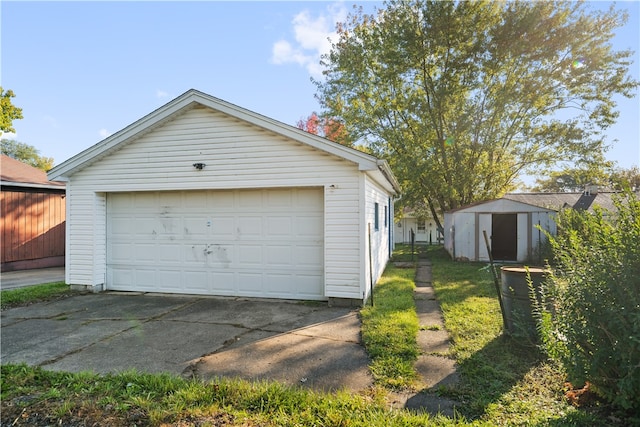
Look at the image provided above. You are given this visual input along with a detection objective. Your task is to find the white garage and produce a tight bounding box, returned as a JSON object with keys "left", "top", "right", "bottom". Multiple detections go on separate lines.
{"left": 107, "top": 188, "right": 324, "bottom": 299}
{"left": 48, "top": 89, "right": 400, "bottom": 305}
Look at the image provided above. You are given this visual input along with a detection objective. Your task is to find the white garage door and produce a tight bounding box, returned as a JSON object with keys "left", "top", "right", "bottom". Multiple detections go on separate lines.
{"left": 106, "top": 188, "right": 324, "bottom": 300}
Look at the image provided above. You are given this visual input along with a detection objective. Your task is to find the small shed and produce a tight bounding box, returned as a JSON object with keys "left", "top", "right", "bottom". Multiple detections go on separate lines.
{"left": 1, "top": 155, "right": 66, "bottom": 271}
{"left": 48, "top": 89, "right": 400, "bottom": 305}
{"left": 443, "top": 190, "right": 617, "bottom": 263}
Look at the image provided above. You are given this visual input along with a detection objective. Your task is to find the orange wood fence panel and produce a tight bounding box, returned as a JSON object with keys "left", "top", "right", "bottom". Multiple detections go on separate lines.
{"left": 1, "top": 189, "right": 66, "bottom": 264}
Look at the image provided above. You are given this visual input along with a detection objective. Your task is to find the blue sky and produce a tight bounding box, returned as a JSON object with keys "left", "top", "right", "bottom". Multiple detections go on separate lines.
{"left": 2, "top": 1, "right": 639, "bottom": 183}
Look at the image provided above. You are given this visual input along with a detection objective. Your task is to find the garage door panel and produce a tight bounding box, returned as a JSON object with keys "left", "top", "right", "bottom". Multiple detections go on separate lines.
{"left": 295, "top": 245, "right": 323, "bottom": 266}
{"left": 297, "top": 189, "right": 324, "bottom": 210}
{"left": 107, "top": 188, "right": 324, "bottom": 299}
{"left": 211, "top": 271, "right": 236, "bottom": 293}
{"left": 296, "top": 275, "right": 324, "bottom": 297}
{"left": 183, "top": 217, "right": 210, "bottom": 236}
{"left": 266, "top": 189, "right": 292, "bottom": 208}
{"left": 265, "top": 274, "right": 294, "bottom": 295}
{"left": 110, "top": 268, "right": 133, "bottom": 288}
{"left": 267, "top": 245, "right": 292, "bottom": 265}
{"left": 238, "top": 273, "right": 263, "bottom": 293}
{"left": 135, "top": 244, "right": 156, "bottom": 262}
{"left": 237, "top": 217, "right": 262, "bottom": 238}
{"left": 237, "top": 244, "right": 262, "bottom": 266}
{"left": 110, "top": 217, "right": 133, "bottom": 235}
{"left": 158, "top": 271, "right": 182, "bottom": 291}
{"left": 184, "top": 271, "right": 208, "bottom": 292}
{"left": 295, "top": 215, "right": 323, "bottom": 237}
{"left": 110, "top": 243, "right": 134, "bottom": 262}
{"left": 211, "top": 217, "right": 236, "bottom": 237}
{"left": 136, "top": 269, "right": 157, "bottom": 288}
{"left": 266, "top": 217, "right": 292, "bottom": 237}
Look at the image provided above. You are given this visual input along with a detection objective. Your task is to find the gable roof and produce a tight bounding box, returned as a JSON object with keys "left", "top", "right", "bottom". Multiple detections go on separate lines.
{"left": 446, "top": 191, "right": 619, "bottom": 215}
{"left": 1, "top": 155, "right": 65, "bottom": 190}
{"left": 503, "top": 192, "right": 617, "bottom": 213}
{"left": 47, "top": 89, "right": 400, "bottom": 194}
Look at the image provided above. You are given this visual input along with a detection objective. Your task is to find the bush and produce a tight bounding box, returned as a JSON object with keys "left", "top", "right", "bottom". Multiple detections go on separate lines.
{"left": 537, "top": 190, "right": 640, "bottom": 412}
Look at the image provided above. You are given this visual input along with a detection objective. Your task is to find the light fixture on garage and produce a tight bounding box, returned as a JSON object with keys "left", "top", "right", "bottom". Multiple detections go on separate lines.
{"left": 193, "top": 162, "right": 206, "bottom": 170}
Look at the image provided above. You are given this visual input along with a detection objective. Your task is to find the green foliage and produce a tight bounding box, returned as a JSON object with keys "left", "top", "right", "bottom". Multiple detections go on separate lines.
{"left": 532, "top": 165, "right": 640, "bottom": 193}
{"left": 538, "top": 191, "right": 640, "bottom": 413}
{"left": 315, "top": 0, "right": 639, "bottom": 229}
{"left": 1, "top": 139, "right": 55, "bottom": 171}
{"left": 0, "top": 87, "right": 23, "bottom": 134}
{"left": 361, "top": 265, "right": 420, "bottom": 389}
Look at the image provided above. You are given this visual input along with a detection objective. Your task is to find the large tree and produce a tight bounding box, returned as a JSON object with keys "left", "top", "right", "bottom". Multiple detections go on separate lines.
{"left": 314, "top": 0, "right": 638, "bottom": 230}
{"left": 1, "top": 87, "right": 23, "bottom": 134}
{"left": 1, "top": 139, "right": 54, "bottom": 171}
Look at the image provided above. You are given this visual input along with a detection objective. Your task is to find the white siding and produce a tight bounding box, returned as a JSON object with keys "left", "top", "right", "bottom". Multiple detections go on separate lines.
{"left": 362, "top": 176, "right": 392, "bottom": 301}
{"left": 517, "top": 213, "right": 529, "bottom": 262}
{"left": 478, "top": 213, "right": 492, "bottom": 261}
{"left": 453, "top": 212, "right": 476, "bottom": 260}
{"left": 65, "top": 106, "right": 366, "bottom": 299}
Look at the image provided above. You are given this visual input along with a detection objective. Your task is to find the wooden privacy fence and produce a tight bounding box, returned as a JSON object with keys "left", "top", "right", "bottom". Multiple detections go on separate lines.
{"left": 1, "top": 188, "right": 66, "bottom": 271}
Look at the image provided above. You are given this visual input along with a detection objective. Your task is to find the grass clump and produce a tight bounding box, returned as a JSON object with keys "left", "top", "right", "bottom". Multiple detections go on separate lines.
{"left": 1, "top": 364, "right": 464, "bottom": 426}
{"left": 361, "top": 264, "right": 420, "bottom": 390}
{"left": 1, "top": 282, "right": 71, "bottom": 310}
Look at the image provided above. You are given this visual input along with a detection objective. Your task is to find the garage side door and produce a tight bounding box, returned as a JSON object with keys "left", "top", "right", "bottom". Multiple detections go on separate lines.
{"left": 106, "top": 188, "right": 324, "bottom": 300}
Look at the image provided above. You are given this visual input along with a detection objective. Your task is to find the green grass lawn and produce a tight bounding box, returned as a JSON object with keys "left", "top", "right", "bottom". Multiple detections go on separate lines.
{"left": 0, "top": 282, "right": 71, "bottom": 310}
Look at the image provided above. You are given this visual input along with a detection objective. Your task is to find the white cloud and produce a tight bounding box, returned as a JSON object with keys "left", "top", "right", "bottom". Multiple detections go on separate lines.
{"left": 98, "top": 128, "right": 111, "bottom": 139}
{"left": 271, "top": 2, "right": 347, "bottom": 78}
{"left": 156, "top": 90, "right": 169, "bottom": 99}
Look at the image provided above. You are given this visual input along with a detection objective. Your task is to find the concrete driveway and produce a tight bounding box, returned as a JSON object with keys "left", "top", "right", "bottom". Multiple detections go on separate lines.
{"left": 0, "top": 293, "right": 373, "bottom": 392}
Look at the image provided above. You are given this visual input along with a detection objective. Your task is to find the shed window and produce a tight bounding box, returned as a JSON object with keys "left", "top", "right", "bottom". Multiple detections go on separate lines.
{"left": 374, "top": 203, "right": 380, "bottom": 231}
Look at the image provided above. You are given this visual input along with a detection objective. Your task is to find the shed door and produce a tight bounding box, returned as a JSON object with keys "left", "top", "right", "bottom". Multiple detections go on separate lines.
{"left": 106, "top": 188, "right": 324, "bottom": 300}
{"left": 491, "top": 213, "right": 517, "bottom": 261}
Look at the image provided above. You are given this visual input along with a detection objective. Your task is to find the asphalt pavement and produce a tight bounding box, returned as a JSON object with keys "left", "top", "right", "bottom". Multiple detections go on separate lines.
{"left": 1, "top": 267, "right": 65, "bottom": 290}
{"left": 1, "top": 292, "right": 373, "bottom": 392}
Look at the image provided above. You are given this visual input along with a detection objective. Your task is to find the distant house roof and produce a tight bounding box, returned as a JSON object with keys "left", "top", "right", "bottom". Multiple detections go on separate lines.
{"left": 503, "top": 191, "right": 617, "bottom": 213}
{"left": 1, "top": 155, "right": 65, "bottom": 190}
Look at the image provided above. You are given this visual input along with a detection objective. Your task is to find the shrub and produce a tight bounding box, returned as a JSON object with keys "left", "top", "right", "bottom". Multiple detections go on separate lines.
{"left": 536, "top": 190, "right": 640, "bottom": 413}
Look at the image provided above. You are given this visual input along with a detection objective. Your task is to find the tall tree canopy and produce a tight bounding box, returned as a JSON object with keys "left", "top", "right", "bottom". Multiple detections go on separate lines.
{"left": 532, "top": 165, "right": 640, "bottom": 192}
{"left": 1, "top": 139, "right": 55, "bottom": 171}
{"left": 314, "top": 0, "right": 638, "bottom": 229}
{"left": 0, "top": 87, "right": 23, "bottom": 134}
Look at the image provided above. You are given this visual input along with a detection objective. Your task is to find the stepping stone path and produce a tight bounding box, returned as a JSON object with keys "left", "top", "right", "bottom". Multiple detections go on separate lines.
{"left": 388, "top": 259, "right": 460, "bottom": 417}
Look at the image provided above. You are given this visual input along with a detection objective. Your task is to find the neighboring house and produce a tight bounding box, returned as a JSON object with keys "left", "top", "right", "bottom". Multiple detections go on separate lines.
{"left": 1, "top": 155, "right": 66, "bottom": 271}
{"left": 443, "top": 187, "right": 617, "bottom": 263}
{"left": 48, "top": 89, "right": 400, "bottom": 305}
{"left": 394, "top": 210, "right": 442, "bottom": 245}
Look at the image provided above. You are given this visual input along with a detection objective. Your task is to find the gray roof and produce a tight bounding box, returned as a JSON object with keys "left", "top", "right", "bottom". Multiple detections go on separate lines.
{"left": 503, "top": 192, "right": 618, "bottom": 213}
